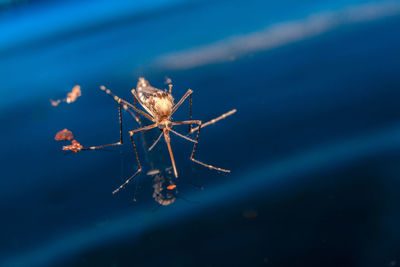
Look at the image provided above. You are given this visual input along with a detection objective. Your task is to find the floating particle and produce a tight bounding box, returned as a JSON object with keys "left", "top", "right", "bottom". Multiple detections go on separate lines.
{"left": 50, "top": 99, "right": 61, "bottom": 107}
{"left": 165, "top": 77, "right": 172, "bottom": 84}
{"left": 66, "top": 85, "right": 81, "bottom": 103}
{"left": 63, "top": 140, "right": 83, "bottom": 153}
{"left": 167, "top": 184, "right": 176, "bottom": 190}
{"left": 50, "top": 85, "right": 81, "bottom": 106}
{"left": 147, "top": 169, "right": 160, "bottom": 176}
{"left": 55, "top": 129, "right": 74, "bottom": 141}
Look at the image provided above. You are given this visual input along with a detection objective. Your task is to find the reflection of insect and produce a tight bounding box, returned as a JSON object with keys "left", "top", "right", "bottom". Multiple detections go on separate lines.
{"left": 150, "top": 168, "right": 177, "bottom": 206}
{"left": 78, "top": 78, "right": 236, "bottom": 194}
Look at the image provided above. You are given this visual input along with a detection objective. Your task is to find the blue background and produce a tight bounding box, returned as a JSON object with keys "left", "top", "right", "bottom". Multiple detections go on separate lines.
{"left": 1, "top": 0, "right": 400, "bottom": 266}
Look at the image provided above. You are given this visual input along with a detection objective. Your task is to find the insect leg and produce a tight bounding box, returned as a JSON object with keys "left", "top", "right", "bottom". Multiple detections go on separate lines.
{"left": 112, "top": 123, "right": 157, "bottom": 194}
{"left": 188, "top": 93, "right": 192, "bottom": 133}
{"left": 171, "top": 89, "right": 193, "bottom": 114}
{"left": 100, "top": 85, "right": 140, "bottom": 123}
{"left": 190, "top": 109, "right": 237, "bottom": 134}
{"left": 190, "top": 121, "right": 230, "bottom": 173}
{"left": 81, "top": 100, "right": 124, "bottom": 150}
{"left": 172, "top": 120, "right": 231, "bottom": 172}
{"left": 100, "top": 85, "right": 154, "bottom": 122}
{"left": 172, "top": 120, "right": 201, "bottom": 126}
{"left": 148, "top": 131, "right": 163, "bottom": 151}
{"left": 169, "top": 128, "right": 197, "bottom": 143}
{"left": 131, "top": 89, "right": 142, "bottom": 125}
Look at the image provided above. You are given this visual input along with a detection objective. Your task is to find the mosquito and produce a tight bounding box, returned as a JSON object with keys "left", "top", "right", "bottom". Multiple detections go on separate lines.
{"left": 79, "top": 78, "right": 236, "bottom": 194}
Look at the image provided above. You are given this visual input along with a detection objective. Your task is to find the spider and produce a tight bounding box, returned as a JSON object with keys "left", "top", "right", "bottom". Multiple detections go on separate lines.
{"left": 79, "top": 78, "right": 236, "bottom": 194}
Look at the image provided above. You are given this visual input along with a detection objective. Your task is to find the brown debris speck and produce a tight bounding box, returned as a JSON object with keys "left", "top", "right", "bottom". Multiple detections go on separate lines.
{"left": 50, "top": 99, "right": 61, "bottom": 106}
{"left": 66, "top": 85, "right": 81, "bottom": 103}
{"left": 55, "top": 129, "right": 74, "bottom": 141}
{"left": 51, "top": 85, "right": 81, "bottom": 106}
{"left": 62, "top": 140, "right": 83, "bottom": 153}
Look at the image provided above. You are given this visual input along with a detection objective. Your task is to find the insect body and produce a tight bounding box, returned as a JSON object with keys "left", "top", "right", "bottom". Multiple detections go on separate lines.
{"left": 136, "top": 78, "right": 174, "bottom": 120}
{"left": 77, "top": 78, "right": 236, "bottom": 194}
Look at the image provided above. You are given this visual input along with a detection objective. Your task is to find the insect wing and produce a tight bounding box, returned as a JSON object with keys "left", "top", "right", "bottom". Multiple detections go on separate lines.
{"left": 136, "top": 78, "right": 174, "bottom": 118}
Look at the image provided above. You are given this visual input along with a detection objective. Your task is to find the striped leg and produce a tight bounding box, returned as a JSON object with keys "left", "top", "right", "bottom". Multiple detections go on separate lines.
{"left": 190, "top": 109, "right": 237, "bottom": 134}
{"left": 172, "top": 120, "right": 230, "bottom": 173}
{"left": 82, "top": 100, "right": 123, "bottom": 151}
{"left": 112, "top": 123, "right": 157, "bottom": 194}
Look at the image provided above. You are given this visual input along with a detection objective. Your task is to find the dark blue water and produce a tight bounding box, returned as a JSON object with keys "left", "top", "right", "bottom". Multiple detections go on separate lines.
{"left": 1, "top": 0, "right": 400, "bottom": 266}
